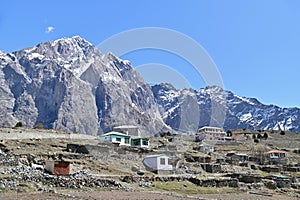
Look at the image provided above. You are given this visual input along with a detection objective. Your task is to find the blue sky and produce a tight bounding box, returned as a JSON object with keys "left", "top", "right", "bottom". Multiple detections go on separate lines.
{"left": 1, "top": 0, "right": 300, "bottom": 108}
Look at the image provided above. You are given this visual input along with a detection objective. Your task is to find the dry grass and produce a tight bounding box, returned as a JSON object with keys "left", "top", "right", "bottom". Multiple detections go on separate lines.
{"left": 255, "top": 170, "right": 271, "bottom": 177}
{"left": 154, "top": 181, "right": 237, "bottom": 195}
{"left": 214, "top": 144, "right": 249, "bottom": 153}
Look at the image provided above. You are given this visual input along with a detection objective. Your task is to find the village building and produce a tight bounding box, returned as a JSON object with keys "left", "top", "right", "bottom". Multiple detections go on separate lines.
{"left": 100, "top": 125, "right": 151, "bottom": 149}
{"left": 99, "top": 131, "right": 130, "bottom": 146}
{"left": 143, "top": 154, "right": 179, "bottom": 174}
{"left": 201, "top": 163, "right": 222, "bottom": 173}
{"left": 265, "top": 150, "right": 288, "bottom": 165}
{"left": 226, "top": 152, "right": 249, "bottom": 165}
{"left": 196, "top": 126, "right": 227, "bottom": 142}
{"left": 113, "top": 125, "right": 140, "bottom": 137}
{"left": 45, "top": 160, "right": 71, "bottom": 175}
{"left": 130, "top": 137, "right": 150, "bottom": 148}
{"left": 185, "top": 152, "right": 212, "bottom": 163}
{"left": 199, "top": 143, "right": 214, "bottom": 154}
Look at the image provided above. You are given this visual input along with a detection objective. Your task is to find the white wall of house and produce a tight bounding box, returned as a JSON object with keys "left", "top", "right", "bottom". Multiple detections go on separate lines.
{"left": 140, "top": 139, "right": 150, "bottom": 148}
{"left": 198, "top": 126, "right": 226, "bottom": 141}
{"left": 131, "top": 138, "right": 150, "bottom": 148}
{"left": 99, "top": 132, "right": 130, "bottom": 146}
{"left": 268, "top": 153, "right": 286, "bottom": 159}
{"left": 110, "top": 135, "right": 124, "bottom": 144}
{"left": 157, "top": 155, "right": 173, "bottom": 170}
{"left": 143, "top": 155, "right": 173, "bottom": 171}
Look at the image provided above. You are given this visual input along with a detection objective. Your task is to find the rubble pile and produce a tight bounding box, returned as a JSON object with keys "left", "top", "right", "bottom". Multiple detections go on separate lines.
{"left": 0, "top": 165, "right": 123, "bottom": 190}
{"left": 0, "top": 150, "right": 19, "bottom": 166}
{"left": 121, "top": 175, "right": 190, "bottom": 183}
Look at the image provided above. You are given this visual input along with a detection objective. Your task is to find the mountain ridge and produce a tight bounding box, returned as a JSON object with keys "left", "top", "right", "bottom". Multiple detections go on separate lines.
{"left": 152, "top": 83, "right": 300, "bottom": 132}
{"left": 0, "top": 36, "right": 299, "bottom": 134}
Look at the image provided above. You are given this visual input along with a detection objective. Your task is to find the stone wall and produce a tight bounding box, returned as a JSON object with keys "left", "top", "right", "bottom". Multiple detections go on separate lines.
{"left": 121, "top": 175, "right": 239, "bottom": 188}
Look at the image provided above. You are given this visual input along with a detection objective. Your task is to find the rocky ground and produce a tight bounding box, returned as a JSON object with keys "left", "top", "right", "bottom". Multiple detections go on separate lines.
{"left": 0, "top": 127, "right": 299, "bottom": 199}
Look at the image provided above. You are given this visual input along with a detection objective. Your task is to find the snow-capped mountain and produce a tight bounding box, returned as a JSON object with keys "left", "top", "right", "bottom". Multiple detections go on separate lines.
{"left": 1, "top": 36, "right": 299, "bottom": 135}
{"left": 152, "top": 83, "right": 300, "bottom": 132}
{"left": 0, "top": 36, "right": 167, "bottom": 135}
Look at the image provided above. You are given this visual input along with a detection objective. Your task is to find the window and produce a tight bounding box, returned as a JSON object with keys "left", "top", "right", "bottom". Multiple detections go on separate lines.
{"left": 142, "top": 140, "right": 148, "bottom": 146}
{"left": 125, "top": 138, "right": 129, "bottom": 144}
{"left": 168, "top": 158, "right": 172, "bottom": 165}
{"left": 160, "top": 158, "right": 165, "bottom": 165}
{"left": 116, "top": 137, "right": 121, "bottom": 142}
{"left": 133, "top": 139, "right": 140, "bottom": 146}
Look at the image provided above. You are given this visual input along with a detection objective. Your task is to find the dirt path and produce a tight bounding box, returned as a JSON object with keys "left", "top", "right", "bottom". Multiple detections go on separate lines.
{"left": 0, "top": 127, "right": 97, "bottom": 140}
{"left": 0, "top": 190, "right": 298, "bottom": 200}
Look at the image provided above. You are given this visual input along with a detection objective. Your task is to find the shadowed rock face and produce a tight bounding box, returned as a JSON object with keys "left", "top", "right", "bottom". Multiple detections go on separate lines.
{"left": 0, "top": 36, "right": 167, "bottom": 135}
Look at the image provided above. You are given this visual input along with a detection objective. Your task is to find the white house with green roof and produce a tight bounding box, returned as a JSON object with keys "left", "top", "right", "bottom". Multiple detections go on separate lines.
{"left": 99, "top": 131, "right": 130, "bottom": 146}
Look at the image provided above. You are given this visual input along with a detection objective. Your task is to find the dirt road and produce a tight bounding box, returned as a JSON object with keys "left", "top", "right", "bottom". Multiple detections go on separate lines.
{"left": 0, "top": 190, "right": 298, "bottom": 200}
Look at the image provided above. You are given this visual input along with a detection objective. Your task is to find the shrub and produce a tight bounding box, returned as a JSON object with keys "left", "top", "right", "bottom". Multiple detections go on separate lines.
{"left": 252, "top": 134, "right": 256, "bottom": 139}
{"left": 280, "top": 131, "right": 286, "bottom": 135}
{"left": 15, "top": 122, "right": 23, "bottom": 128}
{"left": 254, "top": 138, "right": 259, "bottom": 143}
{"left": 263, "top": 132, "right": 268, "bottom": 140}
{"left": 160, "top": 131, "right": 172, "bottom": 137}
{"left": 257, "top": 133, "right": 262, "bottom": 139}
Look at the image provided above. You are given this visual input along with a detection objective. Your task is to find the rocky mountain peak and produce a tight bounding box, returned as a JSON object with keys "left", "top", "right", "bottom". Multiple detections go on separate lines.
{"left": 51, "top": 36, "right": 94, "bottom": 57}
{"left": 0, "top": 36, "right": 168, "bottom": 135}
{"left": 152, "top": 83, "right": 177, "bottom": 92}
{"left": 199, "top": 85, "right": 225, "bottom": 94}
{"left": 11, "top": 36, "right": 96, "bottom": 66}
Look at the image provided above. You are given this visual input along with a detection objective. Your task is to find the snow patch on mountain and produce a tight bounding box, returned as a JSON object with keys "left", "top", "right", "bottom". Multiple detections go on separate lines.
{"left": 152, "top": 83, "right": 300, "bottom": 132}
{"left": 28, "top": 53, "right": 45, "bottom": 60}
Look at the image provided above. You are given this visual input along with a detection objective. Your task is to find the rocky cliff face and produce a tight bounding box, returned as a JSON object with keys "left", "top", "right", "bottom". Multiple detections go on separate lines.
{"left": 0, "top": 36, "right": 167, "bottom": 135}
{"left": 152, "top": 83, "right": 300, "bottom": 132}
{"left": 1, "top": 36, "right": 299, "bottom": 135}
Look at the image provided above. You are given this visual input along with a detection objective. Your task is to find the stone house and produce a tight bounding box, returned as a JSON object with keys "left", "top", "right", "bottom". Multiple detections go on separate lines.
{"left": 226, "top": 152, "right": 249, "bottom": 165}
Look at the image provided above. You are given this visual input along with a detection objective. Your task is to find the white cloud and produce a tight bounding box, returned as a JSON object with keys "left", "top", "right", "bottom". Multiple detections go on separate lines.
{"left": 45, "top": 26, "right": 55, "bottom": 34}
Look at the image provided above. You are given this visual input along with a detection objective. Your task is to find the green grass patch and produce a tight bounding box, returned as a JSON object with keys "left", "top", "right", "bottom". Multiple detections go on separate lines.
{"left": 154, "top": 181, "right": 236, "bottom": 195}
